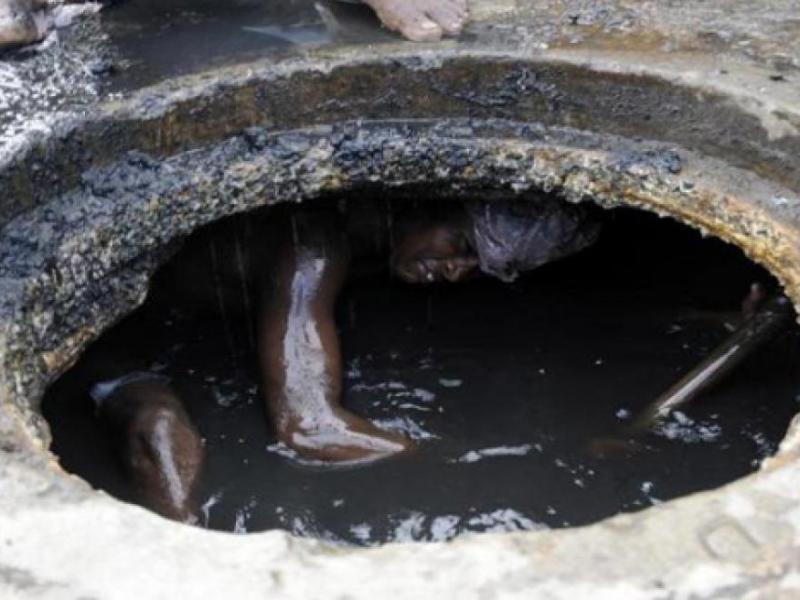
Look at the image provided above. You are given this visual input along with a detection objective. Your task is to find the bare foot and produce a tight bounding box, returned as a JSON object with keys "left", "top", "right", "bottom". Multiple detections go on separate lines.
{"left": 0, "top": 0, "right": 42, "bottom": 51}
{"left": 96, "top": 379, "right": 204, "bottom": 523}
{"left": 275, "top": 405, "right": 412, "bottom": 464}
{"left": 363, "top": 0, "right": 468, "bottom": 42}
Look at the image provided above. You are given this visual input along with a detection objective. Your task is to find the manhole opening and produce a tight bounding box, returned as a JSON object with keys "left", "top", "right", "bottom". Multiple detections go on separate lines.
{"left": 42, "top": 188, "right": 800, "bottom": 544}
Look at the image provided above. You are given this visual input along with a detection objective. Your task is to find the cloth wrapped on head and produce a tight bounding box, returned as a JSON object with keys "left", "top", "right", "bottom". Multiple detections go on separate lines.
{"left": 468, "top": 197, "right": 601, "bottom": 282}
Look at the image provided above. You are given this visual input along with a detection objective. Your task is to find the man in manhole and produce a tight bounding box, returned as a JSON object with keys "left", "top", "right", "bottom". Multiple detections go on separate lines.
{"left": 86, "top": 197, "right": 600, "bottom": 522}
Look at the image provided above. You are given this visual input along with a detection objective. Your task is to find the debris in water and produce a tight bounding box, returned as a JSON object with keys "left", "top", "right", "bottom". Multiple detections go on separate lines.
{"left": 212, "top": 387, "right": 237, "bottom": 408}
{"left": 413, "top": 388, "right": 436, "bottom": 402}
{"left": 349, "top": 523, "right": 372, "bottom": 543}
{"left": 429, "top": 515, "right": 460, "bottom": 541}
{"left": 452, "top": 444, "right": 534, "bottom": 463}
{"left": 345, "top": 358, "right": 362, "bottom": 379}
{"left": 640, "top": 481, "right": 662, "bottom": 504}
{"left": 351, "top": 380, "right": 436, "bottom": 405}
{"left": 438, "top": 377, "right": 463, "bottom": 388}
{"left": 742, "top": 426, "right": 778, "bottom": 460}
{"left": 397, "top": 402, "right": 431, "bottom": 412}
{"left": 265, "top": 442, "right": 302, "bottom": 460}
{"left": 466, "top": 509, "right": 546, "bottom": 533}
{"left": 233, "top": 509, "right": 248, "bottom": 534}
{"left": 200, "top": 491, "right": 223, "bottom": 527}
{"left": 654, "top": 411, "right": 722, "bottom": 443}
{"left": 372, "top": 416, "right": 438, "bottom": 440}
{"left": 350, "top": 380, "right": 406, "bottom": 393}
{"left": 390, "top": 512, "right": 426, "bottom": 543}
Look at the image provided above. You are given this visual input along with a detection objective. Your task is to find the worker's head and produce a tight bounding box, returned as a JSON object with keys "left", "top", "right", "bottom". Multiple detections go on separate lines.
{"left": 391, "top": 204, "right": 478, "bottom": 284}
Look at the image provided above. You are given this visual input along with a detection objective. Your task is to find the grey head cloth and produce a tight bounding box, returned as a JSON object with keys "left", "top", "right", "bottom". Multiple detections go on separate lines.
{"left": 468, "top": 198, "right": 601, "bottom": 282}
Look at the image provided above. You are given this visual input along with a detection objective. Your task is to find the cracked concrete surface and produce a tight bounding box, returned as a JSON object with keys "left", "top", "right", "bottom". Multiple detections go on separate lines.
{"left": 1, "top": 1, "right": 800, "bottom": 598}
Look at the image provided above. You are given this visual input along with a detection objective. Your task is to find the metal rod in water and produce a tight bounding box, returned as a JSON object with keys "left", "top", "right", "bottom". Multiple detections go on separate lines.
{"left": 631, "top": 295, "right": 794, "bottom": 431}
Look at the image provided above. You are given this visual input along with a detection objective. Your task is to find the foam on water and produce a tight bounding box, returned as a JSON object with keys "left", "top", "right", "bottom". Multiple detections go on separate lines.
{"left": 452, "top": 444, "right": 536, "bottom": 463}
{"left": 655, "top": 411, "right": 723, "bottom": 443}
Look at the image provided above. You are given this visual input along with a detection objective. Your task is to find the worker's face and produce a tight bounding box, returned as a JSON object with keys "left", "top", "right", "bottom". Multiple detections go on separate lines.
{"left": 392, "top": 221, "right": 478, "bottom": 284}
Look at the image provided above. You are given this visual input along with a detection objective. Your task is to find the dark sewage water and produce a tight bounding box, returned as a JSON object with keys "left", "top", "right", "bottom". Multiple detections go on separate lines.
{"left": 43, "top": 204, "right": 800, "bottom": 545}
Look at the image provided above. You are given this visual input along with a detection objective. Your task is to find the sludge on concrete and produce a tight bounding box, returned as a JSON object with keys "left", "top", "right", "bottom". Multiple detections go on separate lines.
{"left": 1, "top": 1, "right": 800, "bottom": 598}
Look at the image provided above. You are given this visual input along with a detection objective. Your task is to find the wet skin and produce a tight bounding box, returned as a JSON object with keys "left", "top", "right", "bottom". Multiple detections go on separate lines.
{"left": 97, "top": 206, "right": 479, "bottom": 521}
{"left": 362, "top": 0, "right": 468, "bottom": 42}
{"left": 391, "top": 216, "right": 479, "bottom": 284}
{"left": 258, "top": 208, "right": 479, "bottom": 462}
{"left": 98, "top": 380, "right": 204, "bottom": 522}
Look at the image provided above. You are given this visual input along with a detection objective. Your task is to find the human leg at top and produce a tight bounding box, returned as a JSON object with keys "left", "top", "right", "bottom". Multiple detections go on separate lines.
{"left": 257, "top": 209, "right": 411, "bottom": 463}
{"left": 360, "top": 0, "right": 468, "bottom": 42}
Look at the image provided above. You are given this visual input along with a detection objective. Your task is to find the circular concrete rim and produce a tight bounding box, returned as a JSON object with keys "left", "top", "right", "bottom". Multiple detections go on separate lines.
{"left": 1, "top": 48, "right": 800, "bottom": 598}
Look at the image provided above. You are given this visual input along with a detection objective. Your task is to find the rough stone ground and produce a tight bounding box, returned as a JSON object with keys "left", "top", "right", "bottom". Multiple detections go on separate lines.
{"left": 1, "top": 1, "right": 800, "bottom": 598}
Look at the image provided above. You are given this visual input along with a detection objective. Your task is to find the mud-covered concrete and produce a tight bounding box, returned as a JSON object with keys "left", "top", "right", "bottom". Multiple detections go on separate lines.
{"left": 1, "top": 1, "right": 800, "bottom": 598}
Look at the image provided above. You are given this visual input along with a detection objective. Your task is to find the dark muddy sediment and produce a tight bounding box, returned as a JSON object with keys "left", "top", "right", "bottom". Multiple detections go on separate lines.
{"left": 42, "top": 205, "right": 800, "bottom": 545}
